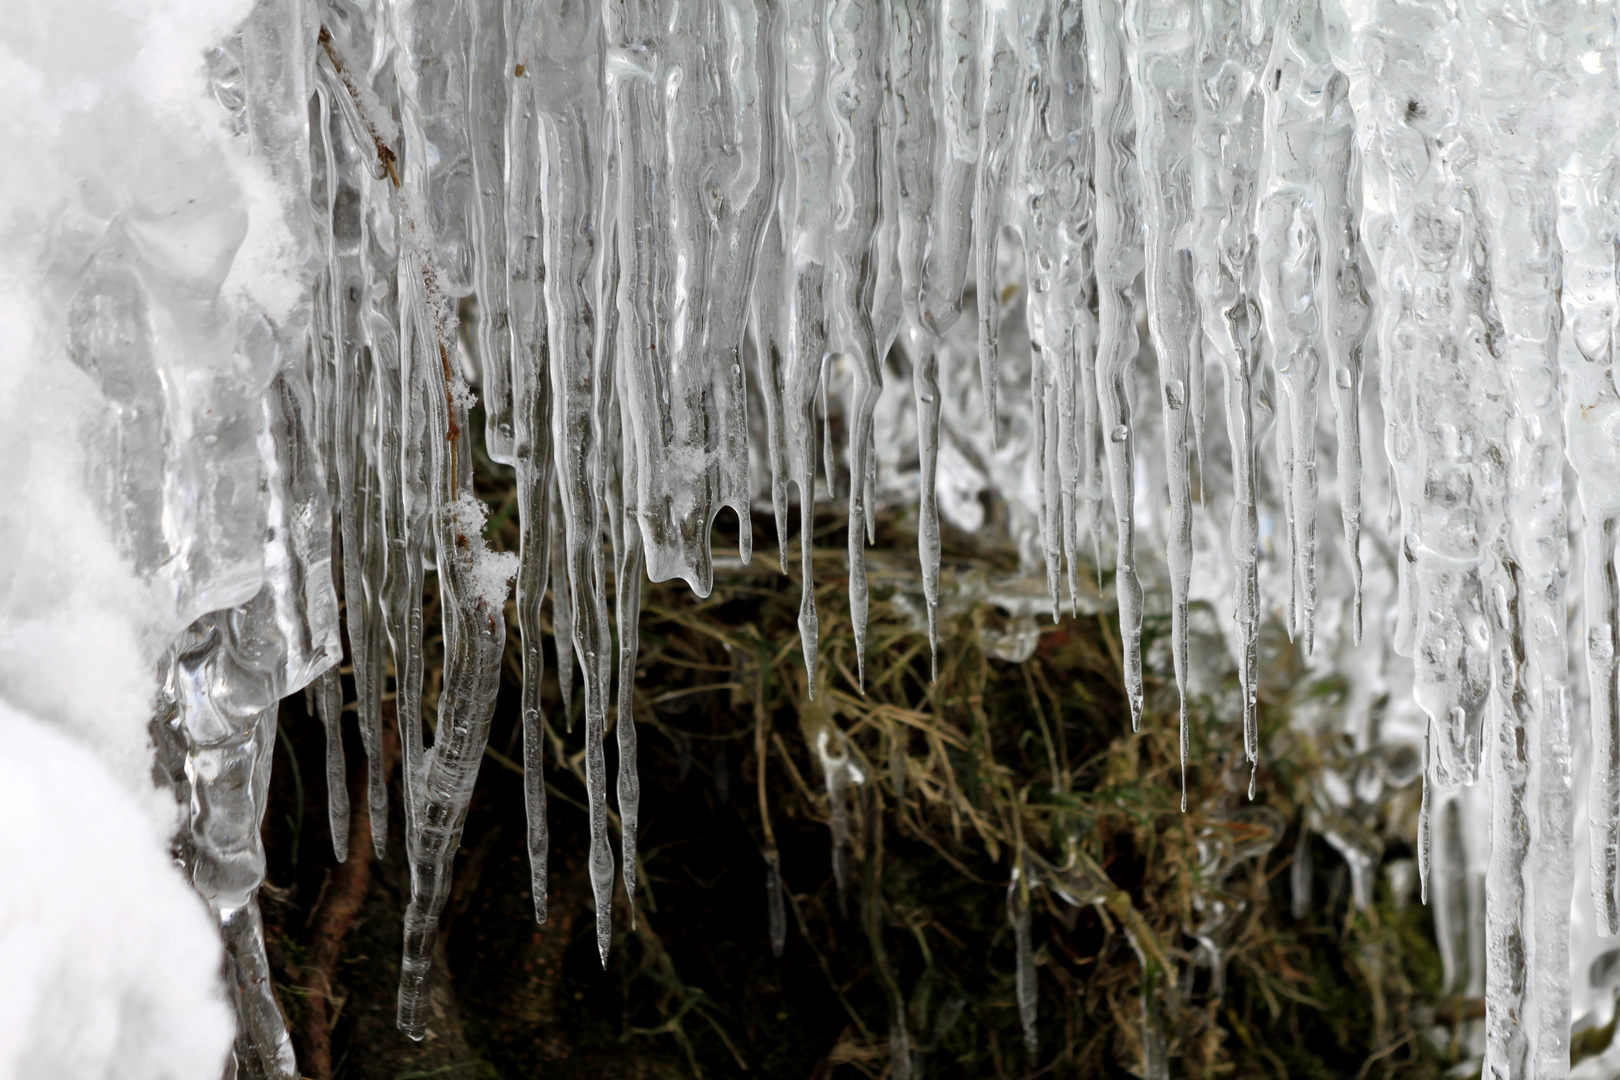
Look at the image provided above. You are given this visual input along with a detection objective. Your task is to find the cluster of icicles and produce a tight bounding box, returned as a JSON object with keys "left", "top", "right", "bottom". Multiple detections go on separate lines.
{"left": 153, "top": 0, "right": 1620, "bottom": 1074}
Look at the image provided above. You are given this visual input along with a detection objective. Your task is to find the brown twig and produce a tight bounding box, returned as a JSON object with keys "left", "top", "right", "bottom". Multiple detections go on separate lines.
{"left": 317, "top": 26, "right": 399, "bottom": 187}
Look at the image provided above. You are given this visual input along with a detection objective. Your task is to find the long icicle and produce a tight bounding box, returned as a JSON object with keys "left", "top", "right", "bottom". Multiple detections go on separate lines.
{"left": 1194, "top": 0, "right": 1274, "bottom": 778}
{"left": 531, "top": 0, "right": 613, "bottom": 966}
{"left": 1556, "top": 14, "right": 1620, "bottom": 944}
{"left": 1126, "top": 0, "right": 1197, "bottom": 788}
{"left": 972, "top": 0, "right": 1024, "bottom": 447}
{"left": 505, "top": 0, "right": 557, "bottom": 924}
{"left": 1035, "top": 0, "right": 1096, "bottom": 621}
{"left": 824, "top": 0, "right": 887, "bottom": 691}
{"left": 1084, "top": 0, "right": 1144, "bottom": 731}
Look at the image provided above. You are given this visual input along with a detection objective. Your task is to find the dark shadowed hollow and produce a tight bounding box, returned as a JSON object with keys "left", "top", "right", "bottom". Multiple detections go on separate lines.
{"left": 250, "top": 412, "right": 1518, "bottom": 1080}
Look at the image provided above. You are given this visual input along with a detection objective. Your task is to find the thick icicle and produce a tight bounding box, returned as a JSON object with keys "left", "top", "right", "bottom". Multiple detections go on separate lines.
{"left": 1464, "top": 0, "right": 1576, "bottom": 1069}
{"left": 890, "top": 0, "right": 937, "bottom": 314}
{"left": 388, "top": 207, "right": 511, "bottom": 1040}
{"left": 1084, "top": 0, "right": 1145, "bottom": 731}
{"left": 163, "top": 358, "right": 341, "bottom": 1080}
{"left": 918, "top": 0, "right": 981, "bottom": 342}
{"left": 1558, "top": 6, "right": 1620, "bottom": 943}
{"left": 1322, "top": 0, "right": 1498, "bottom": 804}
{"left": 1126, "top": 0, "right": 1196, "bottom": 788}
{"left": 610, "top": 0, "right": 774, "bottom": 597}
{"left": 905, "top": 0, "right": 984, "bottom": 673}
{"left": 392, "top": 0, "right": 514, "bottom": 1031}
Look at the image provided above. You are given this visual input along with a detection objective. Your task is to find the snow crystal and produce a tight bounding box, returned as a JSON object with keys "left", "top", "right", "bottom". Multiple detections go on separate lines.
{"left": 448, "top": 491, "right": 518, "bottom": 614}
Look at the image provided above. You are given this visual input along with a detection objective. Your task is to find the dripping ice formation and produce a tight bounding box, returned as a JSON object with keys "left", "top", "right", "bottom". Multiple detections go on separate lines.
{"left": 7, "top": 0, "right": 1620, "bottom": 1074}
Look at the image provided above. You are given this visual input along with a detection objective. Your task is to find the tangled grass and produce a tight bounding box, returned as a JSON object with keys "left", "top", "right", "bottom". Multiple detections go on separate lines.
{"left": 259, "top": 427, "right": 1467, "bottom": 1079}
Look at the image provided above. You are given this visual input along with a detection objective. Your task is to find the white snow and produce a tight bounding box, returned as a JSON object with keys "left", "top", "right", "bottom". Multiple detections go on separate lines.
{"left": 0, "top": 700, "right": 233, "bottom": 1080}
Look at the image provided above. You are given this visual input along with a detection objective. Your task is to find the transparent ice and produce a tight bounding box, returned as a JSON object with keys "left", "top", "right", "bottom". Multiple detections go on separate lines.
{"left": 10, "top": 0, "right": 1620, "bottom": 1076}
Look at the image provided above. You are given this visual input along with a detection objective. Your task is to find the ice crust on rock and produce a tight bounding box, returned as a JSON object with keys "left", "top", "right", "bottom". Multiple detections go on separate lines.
{"left": 10, "top": 0, "right": 1620, "bottom": 1075}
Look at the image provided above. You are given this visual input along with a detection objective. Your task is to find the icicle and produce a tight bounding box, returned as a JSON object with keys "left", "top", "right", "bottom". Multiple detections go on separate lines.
{"left": 911, "top": 327, "right": 945, "bottom": 677}
{"left": 610, "top": 0, "right": 773, "bottom": 598}
{"left": 1314, "top": 79, "right": 1369, "bottom": 651}
{"left": 390, "top": 147, "right": 517, "bottom": 1043}
{"left": 823, "top": 0, "right": 887, "bottom": 691}
{"left": 505, "top": 0, "right": 560, "bottom": 925}
{"left": 1465, "top": 0, "right": 1576, "bottom": 1066}
{"left": 315, "top": 7, "right": 393, "bottom": 859}
{"left": 176, "top": 678, "right": 292, "bottom": 1080}
{"left": 1125, "top": 0, "right": 1196, "bottom": 793}
{"left": 166, "top": 348, "right": 340, "bottom": 1079}
{"left": 314, "top": 667, "right": 349, "bottom": 862}
{"left": 1588, "top": 512, "right": 1620, "bottom": 936}
{"left": 872, "top": 30, "right": 906, "bottom": 372}
{"left": 1290, "top": 821, "right": 1312, "bottom": 920}
{"left": 515, "top": 457, "right": 553, "bottom": 924}
{"left": 890, "top": 0, "right": 936, "bottom": 313}
{"left": 1483, "top": 571, "right": 1536, "bottom": 1076}
{"left": 1008, "top": 865, "right": 1038, "bottom": 1056}
{"left": 817, "top": 726, "right": 863, "bottom": 912}
{"left": 1418, "top": 727, "right": 1432, "bottom": 905}
{"left": 1255, "top": 1, "right": 1322, "bottom": 655}
{"left": 972, "top": 0, "right": 1027, "bottom": 445}
{"left": 1321, "top": 0, "right": 1495, "bottom": 796}
{"left": 616, "top": 490, "right": 644, "bottom": 916}
{"left": 1083, "top": 0, "right": 1145, "bottom": 731}
{"left": 471, "top": 0, "right": 515, "bottom": 464}
{"left": 336, "top": 205, "right": 389, "bottom": 861}
{"left": 1190, "top": 0, "right": 1269, "bottom": 768}
{"left": 395, "top": 482, "right": 509, "bottom": 1039}
{"left": 392, "top": 0, "right": 516, "bottom": 1031}
{"left": 917, "top": 0, "right": 981, "bottom": 341}
{"left": 549, "top": 482, "right": 578, "bottom": 732}
{"left": 1007, "top": 1, "right": 1063, "bottom": 620}
{"left": 1556, "top": 38, "right": 1620, "bottom": 942}
{"left": 895, "top": 0, "right": 980, "bottom": 680}
{"left": 307, "top": 70, "right": 351, "bottom": 866}
{"left": 1040, "top": 0, "right": 1101, "bottom": 615}
{"left": 754, "top": 0, "right": 832, "bottom": 688}
{"left": 521, "top": 0, "right": 613, "bottom": 967}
